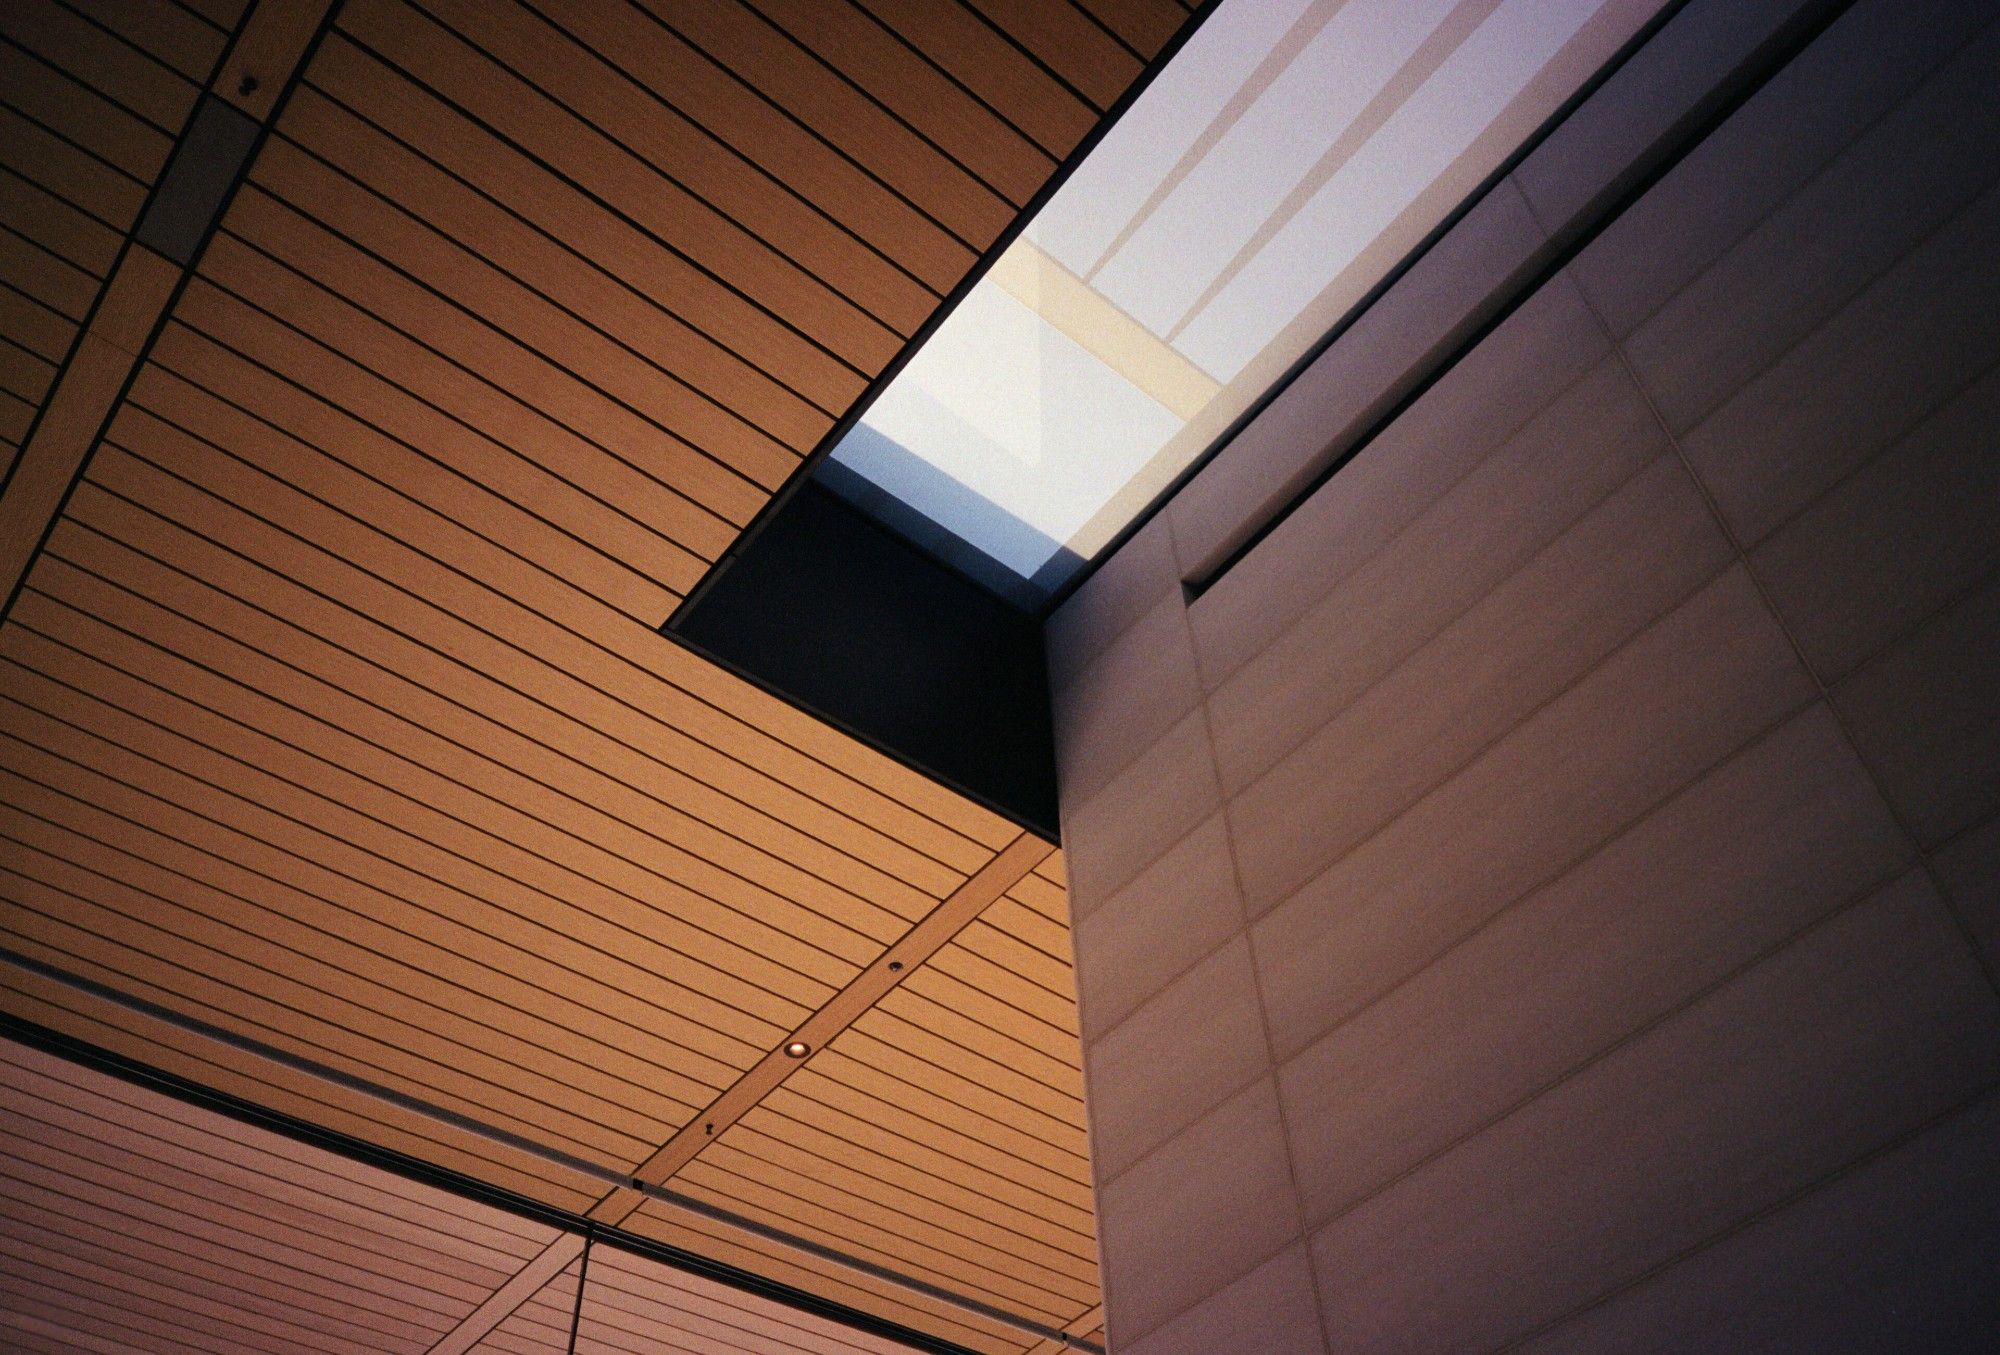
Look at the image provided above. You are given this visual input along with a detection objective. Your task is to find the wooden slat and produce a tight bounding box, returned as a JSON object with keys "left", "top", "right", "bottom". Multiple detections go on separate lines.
{"left": 0, "top": 745, "right": 761, "bottom": 1106}
{"left": 583, "top": 1243, "right": 920, "bottom": 1355}
{"left": 0, "top": 102, "right": 150, "bottom": 231}
{"left": 94, "top": 379, "right": 972, "bottom": 909}
{"left": 0, "top": 227, "right": 99, "bottom": 321}
{"left": 0, "top": 338, "right": 56, "bottom": 408}
{"left": 147, "top": 308, "right": 683, "bottom": 621}
{"left": 446, "top": 0, "right": 966, "bottom": 308}
{"left": 334, "top": 0, "right": 908, "bottom": 369}
{"left": 624, "top": 1201, "right": 1026, "bottom": 1355}
{"left": 852, "top": 0, "right": 1096, "bottom": 157}
{"left": 121, "top": 348, "right": 995, "bottom": 880}
{"left": 1078, "top": 0, "right": 1188, "bottom": 57}
{"left": 745, "top": 0, "right": 1056, "bottom": 209}
{"left": 667, "top": 1155, "right": 1084, "bottom": 1322}
{"left": 0, "top": 1, "right": 201, "bottom": 134}
{"left": 628, "top": 0, "right": 1014, "bottom": 242}
{"left": 273, "top": 87, "right": 854, "bottom": 430}
{"left": 0, "top": 167, "right": 124, "bottom": 278}
{"left": 0, "top": 284, "right": 81, "bottom": 365}
{"left": 1, "top": 888, "right": 675, "bottom": 1166}
{"left": 64, "top": 0, "right": 232, "bottom": 84}
{"left": 965, "top": 0, "right": 1143, "bottom": 110}
{"left": 0, "top": 973, "right": 608, "bottom": 1213}
{"left": 620, "top": 834, "right": 1046, "bottom": 1187}
{"left": 8, "top": 578, "right": 851, "bottom": 1011}
{"left": 186, "top": 238, "right": 735, "bottom": 570}
{"left": 0, "top": 1036, "right": 564, "bottom": 1352}
{"left": 0, "top": 43, "right": 171, "bottom": 180}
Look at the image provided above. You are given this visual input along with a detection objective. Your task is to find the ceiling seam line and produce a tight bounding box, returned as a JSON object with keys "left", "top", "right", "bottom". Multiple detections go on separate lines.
{"left": 0, "top": 836, "right": 1097, "bottom": 1351}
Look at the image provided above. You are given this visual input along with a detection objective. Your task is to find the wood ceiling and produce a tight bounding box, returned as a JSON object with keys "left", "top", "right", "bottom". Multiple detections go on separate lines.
{"left": 0, "top": 0, "right": 1200, "bottom": 1350}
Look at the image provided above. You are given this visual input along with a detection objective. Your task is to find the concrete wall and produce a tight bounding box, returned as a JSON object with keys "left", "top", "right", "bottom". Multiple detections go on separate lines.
{"left": 1049, "top": 1, "right": 2000, "bottom": 1349}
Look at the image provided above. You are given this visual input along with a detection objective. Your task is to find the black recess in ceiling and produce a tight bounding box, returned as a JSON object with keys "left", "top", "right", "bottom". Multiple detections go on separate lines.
{"left": 665, "top": 482, "right": 1058, "bottom": 840}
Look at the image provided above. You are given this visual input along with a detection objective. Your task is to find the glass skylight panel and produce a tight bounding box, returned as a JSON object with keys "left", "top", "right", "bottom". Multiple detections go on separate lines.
{"left": 822, "top": 0, "right": 1670, "bottom": 602}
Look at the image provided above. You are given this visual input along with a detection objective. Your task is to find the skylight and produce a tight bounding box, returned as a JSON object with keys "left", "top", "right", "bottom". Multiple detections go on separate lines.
{"left": 819, "top": 0, "right": 1670, "bottom": 604}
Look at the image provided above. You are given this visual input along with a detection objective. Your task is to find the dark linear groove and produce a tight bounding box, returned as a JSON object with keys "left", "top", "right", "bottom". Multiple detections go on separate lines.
{"left": 666, "top": 0, "right": 1218, "bottom": 627}
{"left": 1, "top": 793, "right": 740, "bottom": 1123}
{"left": 0, "top": 674, "right": 799, "bottom": 1070}
{"left": 111, "top": 369, "right": 985, "bottom": 881}
{"left": 690, "top": 1118, "right": 1098, "bottom": 1287}
{"left": 0, "top": 919, "right": 647, "bottom": 1174}
{"left": 1182, "top": 0, "right": 1858, "bottom": 598}
{"left": 46, "top": 0, "right": 206, "bottom": 88}
{"left": 292, "top": 79, "right": 861, "bottom": 418}
{"left": 158, "top": 0, "right": 229, "bottom": 39}
{"left": 0, "top": 33, "right": 186, "bottom": 140}
{"left": 627, "top": 0, "right": 997, "bottom": 255}
{"left": 217, "top": 174, "right": 784, "bottom": 510}
{"left": 64, "top": 455, "right": 955, "bottom": 943}
{"left": 5, "top": 593, "right": 857, "bottom": 1014}
{"left": 0, "top": 91, "right": 156, "bottom": 192}
{"left": 0, "top": 1005, "right": 1073, "bottom": 1354}
{"left": 0, "top": 1090, "right": 550, "bottom": 1288}
{"left": 422, "top": 0, "right": 973, "bottom": 309}
{"left": 785, "top": 1042, "right": 1093, "bottom": 1181}
{"left": 729, "top": 0, "right": 1037, "bottom": 212}
{"left": 742, "top": 1083, "right": 1096, "bottom": 1238}
{"left": 0, "top": 222, "right": 98, "bottom": 315}
{"left": 0, "top": 1121, "right": 493, "bottom": 1308}
{"left": 508, "top": 0, "right": 962, "bottom": 302}
{"left": 672, "top": 1157, "right": 1088, "bottom": 1323}
{"left": 206, "top": 212, "right": 760, "bottom": 523}
{"left": 254, "top": 132, "right": 844, "bottom": 432}
{"left": 0, "top": 166, "right": 125, "bottom": 271}
{"left": 0, "top": 1231, "right": 434, "bottom": 1347}
{"left": 848, "top": 1005, "right": 1089, "bottom": 1131}
{"left": 72, "top": 377, "right": 984, "bottom": 887}
{"left": 177, "top": 264, "right": 724, "bottom": 559}
{"left": 1064, "top": 0, "right": 1150, "bottom": 67}
{"left": 15, "top": 551, "right": 876, "bottom": 986}
{"left": 951, "top": 0, "right": 1109, "bottom": 115}
{"left": 322, "top": 24, "right": 901, "bottom": 377}
{"left": 0, "top": 820, "right": 714, "bottom": 1154}
{"left": 827, "top": 0, "right": 1069, "bottom": 164}
{"left": 0, "top": 0, "right": 344, "bottom": 627}
{"left": 144, "top": 310, "right": 697, "bottom": 594}
{"left": 233, "top": 142, "right": 813, "bottom": 488}
{"left": 0, "top": 1180, "right": 489, "bottom": 1339}
{"left": 0, "top": 862, "right": 716, "bottom": 1177}
{"left": 0, "top": 687, "right": 779, "bottom": 1080}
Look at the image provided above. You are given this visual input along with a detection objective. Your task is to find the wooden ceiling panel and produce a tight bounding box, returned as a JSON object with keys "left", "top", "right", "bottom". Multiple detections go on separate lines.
{"left": 477, "top": 1243, "right": 926, "bottom": 1355}
{"left": 849, "top": 0, "right": 1099, "bottom": 159}
{"left": 0, "top": 167, "right": 124, "bottom": 280}
{"left": 647, "top": 866, "right": 1100, "bottom": 1346}
{"left": 0, "top": 1, "right": 202, "bottom": 137}
{"left": 0, "top": 35, "right": 175, "bottom": 182}
{"left": 742, "top": 0, "right": 1058, "bottom": 209}
{"left": 333, "top": 0, "right": 912, "bottom": 368}
{"left": 494, "top": 0, "right": 972, "bottom": 300}
{"left": 0, "top": 1035, "right": 563, "bottom": 1352}
{"left": 621, "top": 1202, "right": 1031, "bottom": 1355}
{"left": 64, "top": 0, "right": 235, "bottom": 85}
{"left": 1, "top": 0, "right": 1206, "bottom": 1343}
{"left": 963, "top": 0, "right": 1146, "bottom": 110}
{"left": 0, "top": 973, "right": 611, "bottom": 1213}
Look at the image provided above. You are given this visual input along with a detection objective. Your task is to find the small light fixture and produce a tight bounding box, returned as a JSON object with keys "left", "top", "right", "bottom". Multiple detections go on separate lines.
{"left": 783, "top": 1040, "right": 810, "bottom": 1058}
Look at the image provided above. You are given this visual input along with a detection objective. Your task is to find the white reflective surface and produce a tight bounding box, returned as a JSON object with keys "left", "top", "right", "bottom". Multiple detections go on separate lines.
{"left": 826, "top": 0, "right": 1668, "bottom": 598}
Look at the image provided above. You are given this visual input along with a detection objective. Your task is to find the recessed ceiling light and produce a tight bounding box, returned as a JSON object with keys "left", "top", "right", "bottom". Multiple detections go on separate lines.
{"left": 783, "top": 1040, "right": 810, "bottom": 1058}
